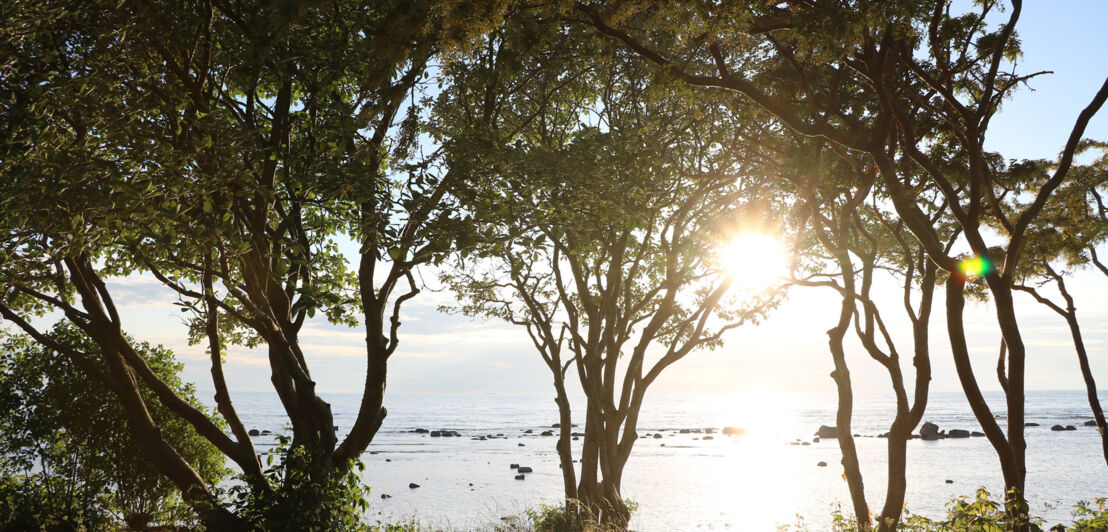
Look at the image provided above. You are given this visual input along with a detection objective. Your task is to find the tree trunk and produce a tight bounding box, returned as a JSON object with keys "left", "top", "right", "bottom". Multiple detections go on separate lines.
{"left": 828, "top": 322, "right": 870, "bottom": 531}
{"left": 988, "top": 283, "right": 1027, "bottom": 497}
{"left": 1061, "top": 312, "right": 1108, "bottom": 469}
{"left": 946, "top": 278, "right": 1027, "bottom": 529}
{"left": 877, "top": 426, "right": 909, "bottom": 531}
{"left": 577, "top": 398, "right": 602, "bottom": 522}
{"left": 553, "top": 382, "right": 579, "bottom": 509}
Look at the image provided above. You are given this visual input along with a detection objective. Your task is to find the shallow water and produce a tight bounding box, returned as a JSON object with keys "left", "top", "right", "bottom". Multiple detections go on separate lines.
{"left": 224, "top": 390, "right": 1108, "bottom": 531}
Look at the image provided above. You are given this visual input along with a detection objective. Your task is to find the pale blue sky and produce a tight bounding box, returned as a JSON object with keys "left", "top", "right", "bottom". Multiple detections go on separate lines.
{"left": 105, "top": 2, "right": 1108, "bottom": 398}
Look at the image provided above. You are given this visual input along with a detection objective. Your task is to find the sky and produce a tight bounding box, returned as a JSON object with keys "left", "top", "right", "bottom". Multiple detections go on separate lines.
{"left": 55, "top": 2, "right": 1108, "bottom": 400}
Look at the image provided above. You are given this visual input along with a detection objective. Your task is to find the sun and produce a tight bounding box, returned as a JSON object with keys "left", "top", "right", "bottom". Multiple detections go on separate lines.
{"left": 717, "top": 232, "right": 790, "bottom": 292}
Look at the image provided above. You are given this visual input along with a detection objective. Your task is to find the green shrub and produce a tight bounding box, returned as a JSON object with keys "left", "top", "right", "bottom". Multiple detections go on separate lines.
{"left": 819, "top": 489, "right": 1108, "bottom": 532}
{"left": 225, "top": 435, "right": 371, "bottom": 531}
{"left": 0, "top": 324, "right": 227, "bottom": 531}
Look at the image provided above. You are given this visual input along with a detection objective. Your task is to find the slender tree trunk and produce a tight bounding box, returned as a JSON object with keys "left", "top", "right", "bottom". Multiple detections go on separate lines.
{"left": 553, "top": 380, "right": 579, "bottom": 509}
{"left": 577, "top": 398, "right": 602, "bottom": 521}
{"left": 1061, "top": 312, "right": 1108, "bottom": 468}
{"left": 946, "top": 278, "right": 1027, "bottom": 529}
{"left": 877, "top": 428, "right": 908, "bottom": 531}
{"left": 828, "top": 320, "right": 870, "bottom": 531}
{"left": 989, "top": 283, "right": 1027, "bottom": 497}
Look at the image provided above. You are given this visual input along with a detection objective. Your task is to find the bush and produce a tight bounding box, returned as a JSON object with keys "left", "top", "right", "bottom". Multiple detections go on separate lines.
{"left": 817, "top": 489, "right": 1108, "bottom": 532}
{"left": 225, "top": 435, "right": 371, "bottom": 531}
{"left": 0, "top": 323, "right": 227, "bottom": 531}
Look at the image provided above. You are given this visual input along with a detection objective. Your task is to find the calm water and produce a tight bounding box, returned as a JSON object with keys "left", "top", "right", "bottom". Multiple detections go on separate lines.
{"left": 223, "top": 390, "right": 1108, "bottom": 531}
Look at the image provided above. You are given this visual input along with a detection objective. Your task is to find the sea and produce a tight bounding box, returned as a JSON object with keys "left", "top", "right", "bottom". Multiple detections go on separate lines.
{"left": 223, "top": 389, "right": 1108, "bottom": 531}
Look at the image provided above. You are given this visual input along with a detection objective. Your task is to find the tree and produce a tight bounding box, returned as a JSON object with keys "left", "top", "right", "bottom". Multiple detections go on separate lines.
{"left": 1010, "top": 144, "right": 1108, "bottom": 469}
{"left": 0, "top": 0, "right": 505, "bottom": 526}
{"left": 438, "top": 35, "right": 784, "bottom": 526}
{"left": 0, "top": 323, "right": 227, "bottom": 531}
{"left": 779, "top": 136, "right": 953, "bottom": 531}
{"left": 574, "top": 2, "right": 1108, "bottom": 528}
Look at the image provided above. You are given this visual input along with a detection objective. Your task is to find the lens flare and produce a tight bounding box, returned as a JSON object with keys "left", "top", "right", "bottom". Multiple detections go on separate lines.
{"left": 957, "top": 255, "right": 992, "bottom": 280}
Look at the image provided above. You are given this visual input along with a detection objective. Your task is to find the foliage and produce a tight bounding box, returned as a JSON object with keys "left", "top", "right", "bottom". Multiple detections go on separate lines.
{"left": 817, "top": 490, "right": 1108, "bottom": 532}
{"left": 225, "top": 434, "right": 371, "bottom": 532}
{"left": 0, "top": 323, "right": 227, "bottom": 531}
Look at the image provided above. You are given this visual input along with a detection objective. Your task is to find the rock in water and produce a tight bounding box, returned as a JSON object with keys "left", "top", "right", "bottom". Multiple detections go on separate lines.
{"left": 517, "top": 466, "right": 533, "bottom": 473}
{"left": 1051, "top": 425, "right": 1065, "bottom": 431}
{"left": 248, "top": 429, "right": 260, "bottom": 436}
{"left": 510, "top": 464, "right": 519, "bottom": 469}
{"left": 816, "top": 425, "right": 837, "bottom": 439}
{"left": 919, "top": 422, "right": 941, "bottom": 441}
{"left": 1085, "top": 420, "right": 1098, "bottom": 427}
{"left": 722, "top": 426, "right": 747, "bottom": 436}
{"left": 947, "top": 429, "right": 970, "bottom": 438}
{"left": 1025, "top": 422, "right": 1040, "bottom": 427}
{"left": 817, "top": 461, "right": 828, "bottom": 467}
{"left": 515, "top": 474, "right": 526, "bottom": 480}
{"left": 653, "top": 434, "right": 663, "bottom": 439}
{"left": 409, "top": 483, "right": 420, "bottom": 489}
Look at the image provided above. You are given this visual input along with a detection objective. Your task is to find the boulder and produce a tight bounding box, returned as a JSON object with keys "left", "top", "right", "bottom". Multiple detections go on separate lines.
{"left": 381, "top": 494, "right": 391, "bottom": 499}
{"left": 515, "top": 474, "right": 526, "bottom": 480}
{"left": 947, "top": 429, "right": 971, "bottom": 438}
{"left": 517, "top": 466, "right": 533, "bottom": 473}
{"left": 945, "top": 480, "right": 954, "bottom": 484}
{"left": 524, "top": 429, "right": 533, "bottom": 434}
{"left": 518, "top": 443, "right": 525, "bottom": 447}
{"left": 703, "top": 436, "right": 714, "bottom": 440}
{"left": 1065, "top": 425, "right": 1078, "bottom": 431}
{"left": 812, "top": 437, "right": 820, "bottom": 443}
{"left": 1025, "top": 422, "right": 1040, "bottom": 427}
{"left": 722, "top": 426, "right": 747, "bottom": 436}
{"left": 705, "top": 428, "right": 716, "bottom": 434}
{"left": 261, "top": 430, "right": 272, "bottom": 435}
{"left": 653, "top": 433, "right": 663, "bottom": 439}
{"left": 541, "top": 430, "right": 554, "bottom": 436}
{"left": 510, "top": 464, "right": 519, "bottom": 469}
{"left": 817, "top": 461, "right": 828, "bottom": 467}
{"left": 413, "top": 428, "right": 429, "bottom": 434}
{"left": 919, "top": 422, "right": 941, "bottom": 441}
{"left": 1051, "top": 425, "right": 1066, "bottom": 431}
{"left": 800, "top": 441, "right": 809, "bottom": 446}
{"left": 248, "top": 429, "right": 260, "bottom": 436}
{"left": 1086, "top": 420, "right": 1099, "bottom": 427}
{"left": 679, "top": 429, "right": 691, "bottom": 434}
{"left": 816, "top": 425, "right": 837, "bottom": 439}
{"left": 552, "top": 423, "right": 560, "bottom": 428}
{"left": 972, "top": 431, "right": 984, "bottom": 437}
{"left": 572, "top": 436, "right": 579, "bottom": 441}
{"left": 409, "top": 483, "right": 420, "bottom": 489}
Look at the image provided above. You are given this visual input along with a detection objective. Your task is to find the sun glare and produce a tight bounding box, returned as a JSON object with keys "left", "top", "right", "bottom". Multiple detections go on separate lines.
{"left": 718, "top": 232, "right": 790, "bottom": 291}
